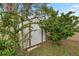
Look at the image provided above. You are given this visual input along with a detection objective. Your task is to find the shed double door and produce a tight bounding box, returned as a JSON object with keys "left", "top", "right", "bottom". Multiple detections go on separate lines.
{"left": 30, "top": 24, "right": 42, "bottom": 46}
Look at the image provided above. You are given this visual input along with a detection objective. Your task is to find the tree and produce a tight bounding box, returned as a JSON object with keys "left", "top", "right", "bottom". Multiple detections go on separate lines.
{"left": 39, "top": 7, "right": 79, "bottom": 42}
{"left": 0, "top": 3, "right": 32, "bottom": 55}
{"left": 0, "top": 3, "right": 47, "bottom": 55}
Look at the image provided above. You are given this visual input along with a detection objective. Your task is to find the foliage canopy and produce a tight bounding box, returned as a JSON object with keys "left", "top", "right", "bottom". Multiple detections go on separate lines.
{"left": 39, "top": 7, "right": 79, "bottom": 41}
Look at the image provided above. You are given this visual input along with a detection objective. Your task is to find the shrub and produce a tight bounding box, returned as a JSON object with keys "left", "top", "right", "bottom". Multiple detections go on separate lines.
{"left": 0, "top": 38, "right": 16, "bottom": 56}
{"left": 39, "top": 7, "right": 79, "bottom": 42}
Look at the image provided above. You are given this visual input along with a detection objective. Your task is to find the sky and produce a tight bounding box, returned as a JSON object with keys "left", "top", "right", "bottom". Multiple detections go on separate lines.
{"left": 0, "top": 3, "right": 79, "bottom": 16}
{"left": 48, "top": 3, "right": 79, "bottom": 16}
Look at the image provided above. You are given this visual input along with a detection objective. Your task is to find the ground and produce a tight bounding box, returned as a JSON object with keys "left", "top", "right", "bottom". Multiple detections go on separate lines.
{"left": 28, "top": 33, "right": 79, "bottom": 56}
{"left": 17, "top": 33, "right": 79, "bottom": 56}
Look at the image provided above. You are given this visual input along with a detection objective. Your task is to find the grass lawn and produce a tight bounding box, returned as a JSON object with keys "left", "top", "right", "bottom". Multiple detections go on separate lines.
{"left": 28, "top": 40, "right": 79, "bottom": 56}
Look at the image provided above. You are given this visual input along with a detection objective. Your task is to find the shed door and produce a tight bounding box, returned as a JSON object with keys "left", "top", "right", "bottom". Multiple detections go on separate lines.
{"left": 31, "top": 24, "right": 42, "bottom": 46}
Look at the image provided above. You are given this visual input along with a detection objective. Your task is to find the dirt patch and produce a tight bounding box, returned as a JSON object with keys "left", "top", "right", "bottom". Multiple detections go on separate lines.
{"left": 68, "top": 32, "right": 79, "bottom": 42}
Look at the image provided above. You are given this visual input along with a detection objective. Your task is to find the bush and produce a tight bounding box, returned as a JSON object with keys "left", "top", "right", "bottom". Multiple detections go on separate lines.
{"left": 39, "top": 7, "right": 79, "bottom": 42}
{"left": 0, "top": 38, "right": 16, "bottom": 56}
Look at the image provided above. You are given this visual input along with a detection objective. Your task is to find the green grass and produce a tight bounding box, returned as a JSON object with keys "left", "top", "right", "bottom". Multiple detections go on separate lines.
{"left": 29, "top": 40, "right": 79, "bottom": 56}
